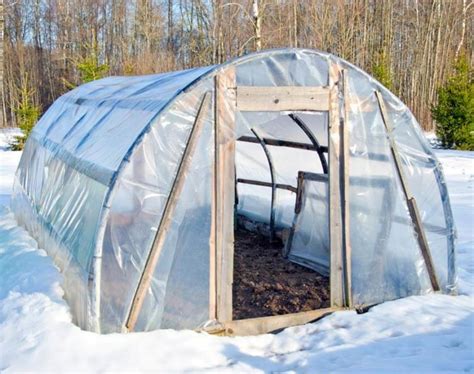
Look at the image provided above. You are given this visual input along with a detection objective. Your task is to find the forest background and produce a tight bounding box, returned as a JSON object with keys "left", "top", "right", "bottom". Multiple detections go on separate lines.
{"left": 0, "top": 0, "right": 472, "bottom": 147}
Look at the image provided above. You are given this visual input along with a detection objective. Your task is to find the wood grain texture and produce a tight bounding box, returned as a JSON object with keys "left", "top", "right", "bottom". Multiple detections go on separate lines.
{"left": 215, "top": 67, "right": 236, "bottom": 322}
{"left": 328, "top": 64, "right": 345, "bottom": 308}
{"left": 222, "top": 307, "right": 342, "bottom": 336}
{"left": 236, "top": 86, "right": 330, "bottom": 112}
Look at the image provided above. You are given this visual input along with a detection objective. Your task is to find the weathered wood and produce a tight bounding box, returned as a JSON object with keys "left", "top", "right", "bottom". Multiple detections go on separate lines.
{"left": 342, "top": 70, "right": 352, "bottom": 307}
{"left": 299, "top": 171, "right": 328, "bottom": 182}
{"left": 238, "top": 135, "right": 329, "bottom": 153}
{"left": 209, "top": 132, "right": 217, "bottom": 321}
{"left": 236, "top": 86, "right": 330, "bottom": 112}
{"left": 375, "top": 90, "right": 440, "bottom": 292}
{"left": 328, "top": 65, "right": 345, "bottom": 308}
{"left": 126, "top": 92, "right": 212, "bottom": 331}
{"left": 294, "top": 171, "right": 305, "bottom": 214}
{"left": 221, "top": 307, "right": 342, "bottom": 336}
{"left": 251, "top": 128, "right": 276, "bottom": 241}
{"left": 215, "top": 67, "right": 236, "bottom": 322}
{"left": 236, "top": 178, "right": 297, "bottom": 193}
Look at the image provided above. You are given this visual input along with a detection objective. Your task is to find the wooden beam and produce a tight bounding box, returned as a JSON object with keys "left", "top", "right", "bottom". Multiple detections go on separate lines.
{"left": 375, "top": 90, "right": 440, "bottom": 292}
{"left": 299, "top": 171, "right": 328, "bottom": 182}
{"left": 236, "top": 86, "right": 330, "bottom": 112}
{"left": 221, "top": 307, "right": 342, "bottom": 336}
{"left": 328, "top": 65, "right": 345, "bottom": 308}
{"left": 342, "top": 70, "right": 352, "bottom": 307}
{"left": 126, "top": 92, "right": 212, "bottom": 331}
{"left": 294, "top": 171, "right": 305, "bottom": 214}
{"left": 215, "top": 68, "right": 236, "bottom": 323}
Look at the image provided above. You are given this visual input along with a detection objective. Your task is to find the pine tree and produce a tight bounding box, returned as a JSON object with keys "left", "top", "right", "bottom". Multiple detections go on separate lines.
{"left": 10, "top": 77, "right": 41, "bottom": 151}
{"left": 77, "top": 48, "right": 109, "bottom": 84}
{"left": 372, "top": 50, "right": 393, "bottom": 91}
{"left": 432, "top": 56, "right": 474, "bottom": 150}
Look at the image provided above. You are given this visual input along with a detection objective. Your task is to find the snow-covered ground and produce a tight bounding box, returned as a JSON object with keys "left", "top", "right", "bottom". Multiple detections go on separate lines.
{"left": 0, "top": 129, "right": 473, "bottom": 373}
{"left": 0, "top": 128, "right": 22, "bottom": 207}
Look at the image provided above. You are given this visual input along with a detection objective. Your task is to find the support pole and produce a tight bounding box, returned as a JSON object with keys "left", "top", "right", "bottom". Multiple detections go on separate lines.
{"left": 328, "top": 66, "right": 345, "bottom": 308}
{"left": 251, "top": 128, "right": 276, "bottom": 241}
{"left": 288, "top": 113, "right": 328, "bottom": 174}
{"left": 341, "top": 70, "right": 352, "bottom": 307}
{"left": 375, "top": 90, "right": 440, "bottom": 292}
{"left": 214, "top": 68, "right": 236, "bottom": 323}
{"left": 125, "top": 92, "right": 212, "bottom": 331}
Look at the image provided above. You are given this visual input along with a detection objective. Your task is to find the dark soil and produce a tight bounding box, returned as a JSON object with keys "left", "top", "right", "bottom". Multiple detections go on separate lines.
{"left": 233, "top": 226, "right": 330, "bottom": 320}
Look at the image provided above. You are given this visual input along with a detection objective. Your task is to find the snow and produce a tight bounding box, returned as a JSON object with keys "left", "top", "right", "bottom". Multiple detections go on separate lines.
{"left": 0, "top": 129, "right": 22, "bottom": 207}
{"left": 0, "top": 128, "right": 473, "bottom": 372}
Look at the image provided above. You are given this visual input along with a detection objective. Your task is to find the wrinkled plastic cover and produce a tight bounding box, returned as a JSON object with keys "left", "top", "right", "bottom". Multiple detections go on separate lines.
{"left": 12, "top": 49, "right": 456, "bottom": 333}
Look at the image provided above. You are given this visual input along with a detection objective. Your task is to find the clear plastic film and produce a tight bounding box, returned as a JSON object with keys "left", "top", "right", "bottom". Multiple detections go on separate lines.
{"left": 99, "top": 82, "right": 213, "bottom": 332}
{"left": 288, "top": 178, "right": 330, "bottom": 275}
{"left": 12, "top": 49, "right": 456, "bottom": 334}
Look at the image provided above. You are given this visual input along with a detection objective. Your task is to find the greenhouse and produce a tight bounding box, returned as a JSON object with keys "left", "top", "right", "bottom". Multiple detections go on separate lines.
{"left": 12, "top": 48, "right": 456, "bottom": 336}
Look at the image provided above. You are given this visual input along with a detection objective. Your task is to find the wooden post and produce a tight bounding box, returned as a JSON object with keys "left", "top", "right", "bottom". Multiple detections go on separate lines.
{"left": 125, "top": 92, "right": 212, "bottom": 331}
{"left": 342, "top": 70, "right": 352, "bottom": 307}
{"left": 375, "top": 90, "right": 440, "bottom": 292}
{"left": 328, "top": 64, "right": 345, "bottom": 308}
{"left": 214, "top": 67, "right": 236, "bottom": 322}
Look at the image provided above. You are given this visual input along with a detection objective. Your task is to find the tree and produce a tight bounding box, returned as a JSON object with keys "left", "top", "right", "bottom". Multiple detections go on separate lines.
{"left": 77, "top": 56, "right": 109, "bottom": 83}
{"left": 431, "top": 55, "right": 474, "bottom": 150}
{"left": 77, "top": 40, "right": 109, "bottom": 84}
{"left": 10, "top": 76, "right": 40, "bottom": 150}
{"left": 372, "top": 50, "right": 392, "bottom": 90}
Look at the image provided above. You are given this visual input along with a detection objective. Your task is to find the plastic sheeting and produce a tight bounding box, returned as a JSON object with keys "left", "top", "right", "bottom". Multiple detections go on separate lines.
{"left": 12, "top": 48, "right": 456, "bottom": 334}
{"left": 288, "top": 176, "right": 330, "bottom": 275}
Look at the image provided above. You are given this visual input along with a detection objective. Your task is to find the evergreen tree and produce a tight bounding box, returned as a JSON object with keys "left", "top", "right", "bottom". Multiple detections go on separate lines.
{"left": 10, "top": 78, "right": 41, "bottom": 151}
{"left": 432, "top": 56, "right": 474, "bottom": 150}
{"left": 77, "top": 46, "right": 109, "bottom": 83}
{"left": 372, "top": 50, "right": 393, "bottom": 91}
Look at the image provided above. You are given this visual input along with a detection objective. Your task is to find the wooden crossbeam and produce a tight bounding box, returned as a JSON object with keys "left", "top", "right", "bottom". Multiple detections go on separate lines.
{"left": 236, "top": 86, "right": 330, "bottom": 112}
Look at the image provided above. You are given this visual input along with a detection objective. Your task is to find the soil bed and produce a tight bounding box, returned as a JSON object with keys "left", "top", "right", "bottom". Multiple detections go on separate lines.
{"left": 233, "top": 225, "right": 330, "bottom": 320}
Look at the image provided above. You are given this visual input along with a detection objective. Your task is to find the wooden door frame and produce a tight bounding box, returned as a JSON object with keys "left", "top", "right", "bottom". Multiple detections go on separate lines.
{"left": 209, "top": 65, "right": 352, "bottom": 336}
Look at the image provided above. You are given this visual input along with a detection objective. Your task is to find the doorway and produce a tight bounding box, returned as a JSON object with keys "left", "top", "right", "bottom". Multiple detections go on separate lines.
{"left": 232, "top": 112, "right": 331, "bottom": 320}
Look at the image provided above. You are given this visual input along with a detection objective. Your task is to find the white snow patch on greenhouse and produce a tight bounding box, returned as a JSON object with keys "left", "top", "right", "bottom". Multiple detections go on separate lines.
{"left": 0, "top": 140, "right": 473, "bottom": 372}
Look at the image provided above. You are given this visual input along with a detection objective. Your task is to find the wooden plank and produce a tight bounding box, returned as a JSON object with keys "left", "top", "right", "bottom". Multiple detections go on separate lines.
{"left": 209, "top": 111, "right": 217, "bottom": 321}
{"left": 215, "top": 67, "right": 236, "bottom": 322}
{"left": 328, "top": 65, "right": 345, "bottom": 308}
{"left": 237, "top": 135, "right": 329, "bottom": 153}
{"left": 375, "top": 90, "right": 440, "bottom": 292}
{"left": 126, "top": 92, "right": 212, "bottom": 331}
{"left": 236, "top": 86, "right": 330, "bottom": 112}
{"left": 221, "top": 307, "right": 342, "bottom": 336}
{"left": 342, "top": 70, "right": 352, "bottom": 307}
{"left": 294, "top": 171, "right": 305, "bottom": 214}
{"left": 299, "top": 171, "right": 328, "bottom": 182}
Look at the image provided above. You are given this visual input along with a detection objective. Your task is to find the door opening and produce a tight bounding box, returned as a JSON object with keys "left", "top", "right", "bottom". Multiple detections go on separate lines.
{"left": 232, "top": 112, "right": 331, "bottom": 320}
